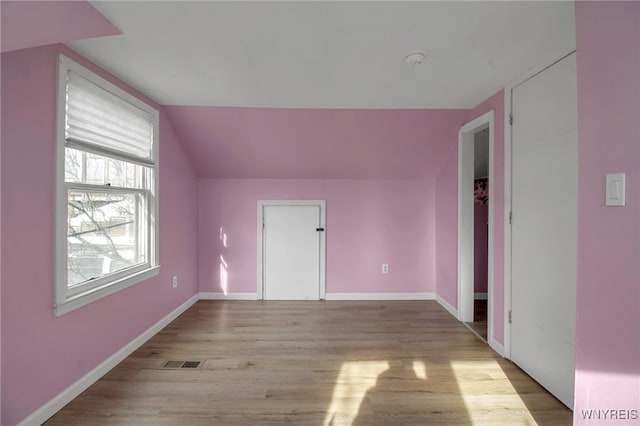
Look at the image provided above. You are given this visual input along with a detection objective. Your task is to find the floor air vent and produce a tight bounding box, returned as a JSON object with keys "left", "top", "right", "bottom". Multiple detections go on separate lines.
{"left": 162, "top": 360, "right": 202, "bottom": 369}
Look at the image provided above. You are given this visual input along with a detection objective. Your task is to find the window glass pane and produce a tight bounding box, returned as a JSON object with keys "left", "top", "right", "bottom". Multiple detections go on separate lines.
{"left": 64, "top": 148, "right": 84, "bottom": 183}
{"left": 64, "top": 148, "right": 149, "bottom": 189}
{"left": 108, "top": 158, "right": 126, "bottom": 187}
{"left": 125, "top": 162, "right": 138, "bottom": 188}
{"left": 107, "top": 157, "right": 147, "bottom": 189}
{"left": 67, "top": 190, "right": 146, "bottom": 287}
{"left": 85, "top": 153, "right": 105, "bottom": 185}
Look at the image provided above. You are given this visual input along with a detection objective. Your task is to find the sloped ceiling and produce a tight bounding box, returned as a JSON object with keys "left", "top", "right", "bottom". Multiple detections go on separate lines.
{"left": 0, "top": 1, "right": 120, "bottom": 53}
{"left": 2, "top": 1, "right": 576, "bottom": 179}
{"left": 164, "top": 106, "right": 467, "bottom": 179}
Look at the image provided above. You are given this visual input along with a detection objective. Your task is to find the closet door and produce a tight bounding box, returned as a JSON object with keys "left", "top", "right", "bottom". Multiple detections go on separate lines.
{"left": 510, "top": 52, "right": 578, "bottom": 408}
{"left": 260, "top": 201, "right": 325, "bottom": 300}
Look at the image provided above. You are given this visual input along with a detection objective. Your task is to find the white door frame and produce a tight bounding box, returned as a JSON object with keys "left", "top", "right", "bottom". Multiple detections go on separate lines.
{"left": 257, "top": 200, "right": 326, "bottom": 300}
{"left": 503, "top": 49, "right": 577, "bottom": 359}
{"left": 458, "top": 110, "right": 495, "bottom": 346}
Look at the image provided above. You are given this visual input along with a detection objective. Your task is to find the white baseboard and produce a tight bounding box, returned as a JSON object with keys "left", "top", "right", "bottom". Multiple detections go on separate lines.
{"left": 324, "top": 292, "right": 435, "bottom": 301}
{"left": 18, "top": 294, "right": 199, "bottom": 426}
{"left": 474, "top": 292, "right": 488, "bottom": 300}
{"left": 202, "top": 292, "right": 436, "bottom": 301}
{"left": 435, "top": 294, "right": 458, "bottom": 318}
{"left": 489, "top": 338, "right": 505, "bottom": 357}
{"left": 199, "top": 292, "right": 257, "bottom": 300}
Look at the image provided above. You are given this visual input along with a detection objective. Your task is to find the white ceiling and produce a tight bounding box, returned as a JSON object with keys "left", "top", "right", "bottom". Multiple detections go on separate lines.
{"left": 68, "top": 1, "right": 575, "bottom": 109}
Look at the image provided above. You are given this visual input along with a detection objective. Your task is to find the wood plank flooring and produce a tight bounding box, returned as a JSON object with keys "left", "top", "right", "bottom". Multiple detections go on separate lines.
{"left": 46, "top": 301, "right": 571, "bottom": 425}
{"left": 465, "top": 300, "right": 488, "bottom": 341}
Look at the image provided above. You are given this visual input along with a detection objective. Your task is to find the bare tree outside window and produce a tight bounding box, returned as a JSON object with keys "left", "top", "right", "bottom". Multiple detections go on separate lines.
{"left": 65, "top": 148, "right": 148, "bottom": 287}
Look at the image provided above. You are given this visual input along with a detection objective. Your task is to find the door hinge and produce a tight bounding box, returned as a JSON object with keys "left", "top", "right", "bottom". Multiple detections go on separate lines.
{"left": 509, "top": 211, "right": 512, "bottom": 224}
{"left": 509, "top": 113, "right": 513, "bottom": 125}
{"left": 316, "top": 227, "right": 325, "bottom": 232}
{"left": 508, "top": 310, "right": 512, "bottom": 324}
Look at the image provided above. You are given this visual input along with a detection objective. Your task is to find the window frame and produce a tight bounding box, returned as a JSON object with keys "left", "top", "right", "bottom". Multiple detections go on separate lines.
{"left": 55, "top": 54, "right": 160, "bottom": 316}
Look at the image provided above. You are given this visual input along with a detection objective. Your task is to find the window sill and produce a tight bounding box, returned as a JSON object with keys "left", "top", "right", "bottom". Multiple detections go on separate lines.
{"left": 54, "top": 265, "right": 160, "bottom": 316}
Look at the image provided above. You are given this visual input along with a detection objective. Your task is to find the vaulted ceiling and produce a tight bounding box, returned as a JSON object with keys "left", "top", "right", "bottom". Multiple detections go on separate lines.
{"left": 1, "top": 1, "right": 576, "bottom": 178}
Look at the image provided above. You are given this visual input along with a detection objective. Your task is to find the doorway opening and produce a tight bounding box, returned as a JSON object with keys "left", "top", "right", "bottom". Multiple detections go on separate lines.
{"left": 468, "top": 128, "right": 490, "bottom": 339}
{"left": 457, "top": 111, "right": 494, "bottom": 346}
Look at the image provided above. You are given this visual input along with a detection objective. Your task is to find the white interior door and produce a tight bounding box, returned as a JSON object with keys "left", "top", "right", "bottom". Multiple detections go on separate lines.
{"left": 262, "top": 203, "right": 323, "bottom": 300}
{"left": 510, "top": 52, "right": 577, "bottom": 408}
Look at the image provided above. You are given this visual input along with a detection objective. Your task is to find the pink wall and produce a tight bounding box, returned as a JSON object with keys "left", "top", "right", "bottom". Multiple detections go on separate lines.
{"left": 574, "top": 2, "right": 640, "bottom": 424}
{"left": 199, "top": 179, "right": 436, "bottom": 295}
{"left": 0, "top": 1, "right": 120, "bottom": 53}
{"left": 435, "top": 144, "right": 458, "bottom": 306}
{"left": 4, "top": 4, "right": 637, "bottom": 425}
{"left": 165, "top": 106, "right": 467, "bottom": 179}
{"left": 1, "top": 44, "right": 199, "bottom": 425}
{"left": 435, "top": 90, "right": 505, "bottom": 343}
{"left": 474, "top": 204, "right": 488, "bottom": 294}
{"left": 190, "top": 107, "right": 467, "bottom": 297}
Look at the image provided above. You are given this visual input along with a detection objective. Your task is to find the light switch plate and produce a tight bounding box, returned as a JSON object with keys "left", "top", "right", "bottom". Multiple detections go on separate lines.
{"left": 605, "top": 173, "right": 625, "bottom": 206}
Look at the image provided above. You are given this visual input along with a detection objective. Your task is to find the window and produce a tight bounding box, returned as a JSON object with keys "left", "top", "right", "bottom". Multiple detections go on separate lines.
{"left": 55, "top": 54, "right": 159, "bottom": 316}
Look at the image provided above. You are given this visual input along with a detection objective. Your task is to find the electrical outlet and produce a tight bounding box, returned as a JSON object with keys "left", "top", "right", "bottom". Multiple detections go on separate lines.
{"left": 172, "top": 276, "right": 178, "bottom": 288}
{"left": 382, "top": 264, "right": 389, "bottom": 274}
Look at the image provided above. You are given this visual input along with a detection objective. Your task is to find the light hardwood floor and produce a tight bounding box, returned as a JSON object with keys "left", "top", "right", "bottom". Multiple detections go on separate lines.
{"left": 46, "top": 301, "right": 571, "bottom": 425}
{"left": 465, "top": 300, "right": 488, "bottom": 341}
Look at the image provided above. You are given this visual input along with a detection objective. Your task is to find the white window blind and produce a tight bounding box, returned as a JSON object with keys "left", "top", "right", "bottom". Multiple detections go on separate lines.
{"left": 65, "top": 71, "right": 154, "bottom": 164}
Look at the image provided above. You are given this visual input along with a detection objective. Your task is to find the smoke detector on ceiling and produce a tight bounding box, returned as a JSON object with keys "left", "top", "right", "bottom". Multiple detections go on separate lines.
{"left": 404, "top": 50, "right": 426, "bottom": 67}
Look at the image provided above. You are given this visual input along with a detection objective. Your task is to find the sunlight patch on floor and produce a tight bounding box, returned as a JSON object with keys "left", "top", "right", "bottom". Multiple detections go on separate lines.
{"left": 412, "top": 360, "right": 428, "bottom": 380}
{"left": 323, "top": 361, "right": 390, "bottom": 426}
{"left": 449, "top": 360, "right": 538, "bottom": 425}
